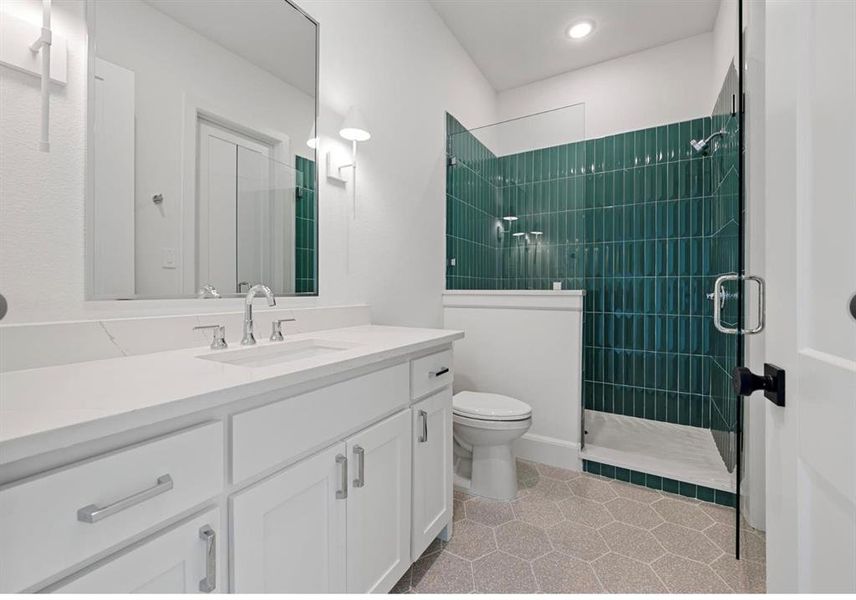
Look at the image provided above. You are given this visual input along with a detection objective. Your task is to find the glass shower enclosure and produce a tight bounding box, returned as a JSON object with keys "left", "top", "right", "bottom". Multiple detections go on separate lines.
{"left": 446, "top": 77, "right": 745, "bottom": 556}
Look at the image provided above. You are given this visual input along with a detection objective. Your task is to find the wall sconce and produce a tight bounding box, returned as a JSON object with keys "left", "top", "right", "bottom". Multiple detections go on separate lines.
{"left": 326, "top": 106, "right": 371, "bottom": 200}
{"left": 306, "top": 124, "right": 318, "bottom": 150}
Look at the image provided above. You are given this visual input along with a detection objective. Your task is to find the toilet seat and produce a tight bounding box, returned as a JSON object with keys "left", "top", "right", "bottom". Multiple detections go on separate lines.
{"left": 453, "top": 391, "right": 532, "bottom": 422}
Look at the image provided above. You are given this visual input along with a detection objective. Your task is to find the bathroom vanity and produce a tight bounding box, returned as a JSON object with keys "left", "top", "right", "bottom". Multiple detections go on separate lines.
{"left": 0, "top": 325, "right": 461, "bottom": 593}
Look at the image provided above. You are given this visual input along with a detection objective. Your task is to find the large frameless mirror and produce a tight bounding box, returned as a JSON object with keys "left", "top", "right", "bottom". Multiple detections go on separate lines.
{"left": 86, "top": 0, "right": 318, "bottom": 300}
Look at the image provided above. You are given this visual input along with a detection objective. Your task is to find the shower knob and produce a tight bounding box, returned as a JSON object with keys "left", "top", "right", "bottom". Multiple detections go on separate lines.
{"left": 731, "top": 364, "right": 785, "bottom": 407}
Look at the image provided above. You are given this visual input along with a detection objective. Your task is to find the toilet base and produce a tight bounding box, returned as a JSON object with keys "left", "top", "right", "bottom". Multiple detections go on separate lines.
{"left": 453, "top": 442, "right": 519, "bottom": 501}
{"left": 452, "top": 413, "right": 531, "bottom": 501}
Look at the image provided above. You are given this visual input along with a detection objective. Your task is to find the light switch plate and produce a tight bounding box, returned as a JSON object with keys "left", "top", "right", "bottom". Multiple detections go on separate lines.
{"left": 162, "top": 248, "right": 177, "bottom": 269}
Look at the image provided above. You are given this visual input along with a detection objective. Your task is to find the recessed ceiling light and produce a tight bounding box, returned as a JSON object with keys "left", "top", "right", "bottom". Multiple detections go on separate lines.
{"left": 568, "top": 20, "right": 594, "bottom": 40}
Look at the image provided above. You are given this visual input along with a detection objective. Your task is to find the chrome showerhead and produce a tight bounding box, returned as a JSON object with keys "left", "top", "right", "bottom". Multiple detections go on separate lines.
{"left": 689, "top": 130, "right": 727, "bottom": 155}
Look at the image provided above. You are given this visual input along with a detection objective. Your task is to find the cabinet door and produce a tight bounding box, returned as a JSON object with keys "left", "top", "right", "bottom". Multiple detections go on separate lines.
{"left": 51, "top": 508, "right": 221, "bottom": 593}
{"left": 231, "top": 443, "right": 347, "bottom": 593}
{"left": 411, "top": 388, "right": 453, "bottom": 560}
{"left": 346, "top": 410, "right": 412, "bottom": 593}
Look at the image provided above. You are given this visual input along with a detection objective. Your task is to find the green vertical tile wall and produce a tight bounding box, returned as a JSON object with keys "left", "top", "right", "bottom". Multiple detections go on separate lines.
{"left": 445, "top": 114, "right": 503, "bottom": 289}
{"left": 708, "top": 64, "right": 742, "bottom": 471}
{"left": 295, "top": 155, "right": 317, "bottom": 294}
{"left": 570, "top": 120, "right": 714, "bottom": 427}
{"left": 445, "top": 110, "right": 741, "bottom": 439}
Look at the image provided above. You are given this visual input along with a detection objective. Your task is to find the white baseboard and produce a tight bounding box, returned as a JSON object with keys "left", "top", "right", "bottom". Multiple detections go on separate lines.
{"left": 513, "top": 433, "right": 581, "bottom": 471}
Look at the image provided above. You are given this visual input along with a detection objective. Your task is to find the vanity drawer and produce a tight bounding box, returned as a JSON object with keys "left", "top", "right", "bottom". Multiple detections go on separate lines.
{"left": 232, "top": 363, "right": 409, "bottom": 483}
{"left": 0, "top": 422, "right": 223, "bottom": 593}
{"left": 410, "top": 349, "right": 453, "bottom": 399}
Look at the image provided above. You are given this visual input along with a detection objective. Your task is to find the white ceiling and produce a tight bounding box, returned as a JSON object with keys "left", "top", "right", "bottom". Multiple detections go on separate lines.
{"left": 429, "top": 0, "right": 721, "bottom": 91}
{"left": 145, "top": 0, "right": 317, "bottom": 97}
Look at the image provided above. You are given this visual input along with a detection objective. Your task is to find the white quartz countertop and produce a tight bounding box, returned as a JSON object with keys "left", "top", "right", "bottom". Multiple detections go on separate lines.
{"left": 0, "top": 325, "right": 463, "bottom": 465}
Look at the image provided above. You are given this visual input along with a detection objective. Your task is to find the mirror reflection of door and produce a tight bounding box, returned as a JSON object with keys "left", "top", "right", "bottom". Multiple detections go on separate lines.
{"left": 196, "top": 119, "right": 294, "bottom": 295}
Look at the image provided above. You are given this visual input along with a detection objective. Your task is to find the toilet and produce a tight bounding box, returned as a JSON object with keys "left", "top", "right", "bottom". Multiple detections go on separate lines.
{"left": 452, "top": 391, "right": 532, "bottom": 500}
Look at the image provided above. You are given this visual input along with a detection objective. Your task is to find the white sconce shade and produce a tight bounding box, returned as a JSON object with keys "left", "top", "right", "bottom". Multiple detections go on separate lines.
{"left": 306, "top": 124, "right": 318, "bottom": 149}
{"left": 339, "top": 106, "right": 371, "bottom": 142}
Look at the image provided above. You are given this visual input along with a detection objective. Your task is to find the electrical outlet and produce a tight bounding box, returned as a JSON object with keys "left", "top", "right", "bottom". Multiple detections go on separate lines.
{"left": 450, "top": 258, "right": 457, "bottom": 267}
{"left": 162, "top": 247, "right": 177, "bottom": 269}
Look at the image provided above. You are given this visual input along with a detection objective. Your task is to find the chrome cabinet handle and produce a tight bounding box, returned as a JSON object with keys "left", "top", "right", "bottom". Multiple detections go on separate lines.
{"left": 198, "top": 525, "right": 216, "bottom": 593}
{"left": 418, "top": 410, "right": 429, "bottom": 443}
{"left": 430, "top": 367, "right": 450, "bottom": 378}
{"left": 336, "top": 454, "right": 348, "bottom": 499}
{"left": 77, "top": 474, "right": 173, "bottom": 523}
{"left": 353, "top": 445, "right": 365, "bottom": 488}
{"left": 712, "top": 274, "right": 766, "bottom": 335}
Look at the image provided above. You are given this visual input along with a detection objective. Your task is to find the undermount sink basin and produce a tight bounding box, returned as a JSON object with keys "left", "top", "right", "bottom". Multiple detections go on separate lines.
{"left": 198, "top": 339, "right": 358, "bottom": 368}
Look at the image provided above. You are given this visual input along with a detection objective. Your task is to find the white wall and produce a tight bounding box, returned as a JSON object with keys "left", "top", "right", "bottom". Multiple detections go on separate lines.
{"left": 0, "top": 0, "right": 497, "bottom": 325}
{"left": 712, "top": 0, "right": 739, "bottom": 110}
{"left": 298, "top": 0, "right": 497, "bottom": 327}
{"left": 443, "top": 292, "right": 585, "bottom": 470}
{"left": 496, "top": 33, "right": 714, "bottom": 140}
{"left": 95, "top": 0, "right": 315, "bottom": 297}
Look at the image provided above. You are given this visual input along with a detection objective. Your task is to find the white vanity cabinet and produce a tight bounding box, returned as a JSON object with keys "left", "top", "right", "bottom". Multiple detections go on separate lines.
{"left": 410, "top": 387, "right": 454, "bottom": 560}
{"left": 345, "top": 409, "right": 412, "bottom": 593}
{"left": 0, "top": 339, "right": 459, "bottom": 594}
{"left": 231, "top": 443, "right": 347, "bottom": 593}
{"left": 51, "top": 508, "right": 221, "bottom": 593}
{"left": 231, "top": 410, "right": 413, "bottom": 594}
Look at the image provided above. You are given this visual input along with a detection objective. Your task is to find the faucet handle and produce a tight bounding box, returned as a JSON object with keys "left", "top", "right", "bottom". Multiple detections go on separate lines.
{"left": 194, "top": 324, "right": 228, "bottom": 350}
{"left": 270, "top": 318, "right": 296, "bottom": 342}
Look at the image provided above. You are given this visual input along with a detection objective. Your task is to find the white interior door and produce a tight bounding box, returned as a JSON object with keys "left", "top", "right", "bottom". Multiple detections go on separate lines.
{"left": 197, "top": 120, "right": 271, "bottom": 294}
{"left": 91, "top": 58, "right": 135, "bottom": 298}
{"left": 765, "top": 0, "right": 856, "bottom": 592}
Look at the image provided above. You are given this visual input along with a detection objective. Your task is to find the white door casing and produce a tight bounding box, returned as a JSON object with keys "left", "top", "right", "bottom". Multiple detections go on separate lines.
{"left": 764, "top": 0, "right": 856, "bottom": 592}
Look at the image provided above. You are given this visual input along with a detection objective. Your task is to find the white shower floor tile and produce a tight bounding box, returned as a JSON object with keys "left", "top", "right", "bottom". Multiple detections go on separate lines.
{"left": 580, "top": 410, "right": 736, "bottom": 492}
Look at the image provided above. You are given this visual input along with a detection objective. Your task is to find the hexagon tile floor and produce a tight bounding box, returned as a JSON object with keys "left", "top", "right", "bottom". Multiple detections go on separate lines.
{"left": 392, "top": 460, "right": 766, "bottom": 594}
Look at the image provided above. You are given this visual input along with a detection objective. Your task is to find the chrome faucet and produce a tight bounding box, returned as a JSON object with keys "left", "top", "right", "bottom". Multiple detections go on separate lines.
{"left": 242, "top": 284, "right": 276, "bottom": 345}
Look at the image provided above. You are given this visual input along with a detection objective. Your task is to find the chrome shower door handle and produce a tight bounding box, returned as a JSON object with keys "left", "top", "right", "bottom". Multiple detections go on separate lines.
{"left": 418, "top": 410, "right": 429, "bottom": 443}
{"left": 712, "top": 273, "right": 766, "bottom": 335}
{"left": 336, "top": 454, "right": 348, "bottom": 499}
{"left": 77, "top": 474, "right": 173, "bottom": 523}
{"left": 198, "top": 525, "right": 216, "bottom": 593}
{"left": 743, "top": 275, "right": 766, "bottom": 334}
{"left": 353, "top": 445, "right": 365, "bottom": 488}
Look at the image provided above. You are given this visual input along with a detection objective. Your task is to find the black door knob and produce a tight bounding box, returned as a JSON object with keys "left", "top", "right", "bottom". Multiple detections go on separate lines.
{"left": 731, "top": 364, "right": 785, "bottom": 406}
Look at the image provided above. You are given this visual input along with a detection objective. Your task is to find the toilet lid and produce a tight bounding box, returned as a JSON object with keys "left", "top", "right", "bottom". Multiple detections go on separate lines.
{"left": 453, "top": 391, "right": 532, "bottom": 421}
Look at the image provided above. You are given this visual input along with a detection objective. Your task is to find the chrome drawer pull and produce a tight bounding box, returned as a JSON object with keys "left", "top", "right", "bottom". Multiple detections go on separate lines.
{"left": 419, "top": 410, "right": 429, "bottom": 443}
{"left": 198, "top": 525, "right": 216, "bottom": 593}
{"left": 430, "top": 367, "right": 450, "bottom": 378}
{"left": 353, "top": 445, "right": 365, "bottom": 488}
{"left": 77, "top": 474, "right": 173, "bottom": 523}
{"left": 336, "top": 454, "right": 348, "bottom": 499}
